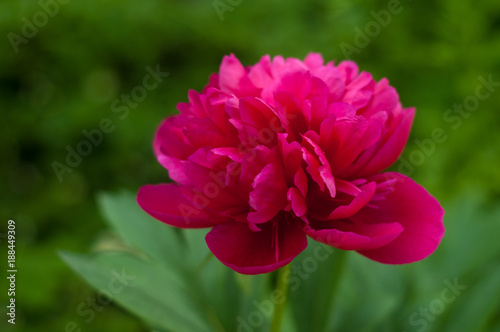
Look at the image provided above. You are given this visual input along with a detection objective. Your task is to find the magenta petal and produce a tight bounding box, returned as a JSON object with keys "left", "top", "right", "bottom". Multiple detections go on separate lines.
{"left": 206, "top": 218, "right": 308, "bottom": 274}
{"left": 337, "top": 60, "right": 359, "bottom": 84}
{"left": 353, "top": 107, "right": 414, "bottom": 177}
{"left": 356, "top": 172, "right": 445, "bottom": 264}
{"left": 274, "top": 91, "right": 309, "bottom": 139}
{"left": 302, "top": 134, "right": 336, "bottom": 197}
{"left": 248, "top": 163, "right": 289, "bottom": 224}
{"left": 137, "top": 184, "right": 229, "bottom": 228}
{"left": 304, "top": 52, "right": 324, "bottom": 70}
{"left": 305, "top": 220, "right": 403, "bottom": 251}
{"left": 157, "top": 155, "right": 191, "bottom": 186}
{"left": 328, "top": 181, "right": 376, "bottom": 220}
{"left": 154, "top": 117, "right": 194, "bottom": 160}
{"left": 308, "top": 77, "right": 329, "bottom": 131}
{"left": 287, "top": 187, "right": 307, "bottom": 217}
{"left": 219, "top": 54, "right": 260, "bottom": 97}
{"left": 248, "top": 55, "right": 274, "bottom": 89}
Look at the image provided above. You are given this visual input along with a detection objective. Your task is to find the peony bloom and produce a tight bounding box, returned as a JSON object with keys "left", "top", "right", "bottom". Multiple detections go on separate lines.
{"left": 137, "top": 53, "right": 444, "bottom": 274}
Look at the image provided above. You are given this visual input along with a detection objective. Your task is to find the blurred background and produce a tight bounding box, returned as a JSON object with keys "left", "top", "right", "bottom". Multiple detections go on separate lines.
{"left": 1, "top": 0, "right": 499, "bottom": 331}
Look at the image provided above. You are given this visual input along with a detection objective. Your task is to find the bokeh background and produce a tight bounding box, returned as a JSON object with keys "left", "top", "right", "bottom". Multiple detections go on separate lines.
{"left": 1, "top": 0, "right": 500, "bottom": 331}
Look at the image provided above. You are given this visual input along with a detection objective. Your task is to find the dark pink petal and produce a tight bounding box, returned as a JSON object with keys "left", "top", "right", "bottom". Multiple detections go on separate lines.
{"left": 157, "top": 155, "right": 190, "bottom": 186}
{"left": 248, "top": 162, "right": 289, "bottom": 224}
{"left": 312, "top": 66, "right": 345, "bottom": 102}
{"left": 211, "top": 147, "right": 246, "bottom": 163}
{"left": 154, "top": 117, "right": 194, "bottom": 160}
{"left": 351, "top": 107, "right": 414, "bottom": 177}
{"left": 277, "top": 133, "right": 303, "bottom": 181}
{"left": 183, "top": 160, "right": 243, "bottom": 210}
{"left": 224, "top": 97, "right": 240, "bottom": 120}
{"left": 274, "top": 91, "right": 310, "bottom": 140}
{"left": 205, "top": 88, "right": 233, "bottom": 134}
{"left": 183, "top": 89, "right": 209, "bottom": 118}
{"left": 302, "top": 134, "right": 336, "bottom": 197}
{"left": 308, "top": 77, "right": 330, "bottom": 132}
{"left": 326, "top": 102, "right": 356, "bottom": 119}
{"left": 248, "top": 55, "right": 274, "bottom": 89}
{"left": 328, "top": 181, "right": 376, "bottom": 219}
{"left": 336, "top": 60, "right": 359, "bottom": 84}
{"left": 304, "top": 52, "right": 324, "bottom": 70}
{"left": 237, "top": 145, "right": 275, "bottom": 194}
{"left": 183, "top": 117, "right": 235, "bottom": 148}
{"left": 358, "top": 78, "right": 399, "bottom": 118}
{"left": 320, "top": 114, "right": 383, "bottom": 176}
{"left": 262, "top": 69, "right": 312, "bottom": 106}
{"left": 287, "top": 187, "right": 307, "bottom": 217}
{"left": 294, "top": 167, "right": 308, "bottom": 197}
{"left": 276, "top": 70, "right": 312, "bottom": 101}
{"left": 356, "top": 172, "right": 445, "bottom": 264}
{"left": 239, "top": 97, "right": 281, "bottom": 146}
{"left": 305, "top": 219, "right": 403, "bottom": 251}
{"left": 219, "top": 54, "right": 260, "bottom": 97}
{"left": 202, "top": 73, "right": 220, "bottom": 93}
{"left": 137, "top": 184, "right": 229, "bottom": 228}
{"left": 302, "top": 146, "right": 326, "bottom": 192}
{"left": 206, "top": 216, "right": 308, "bottom": 274}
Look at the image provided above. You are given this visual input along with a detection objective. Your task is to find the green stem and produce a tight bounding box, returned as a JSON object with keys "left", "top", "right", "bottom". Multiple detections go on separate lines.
{"left": 270, "top": 264, "right": 291, "bottom": 332}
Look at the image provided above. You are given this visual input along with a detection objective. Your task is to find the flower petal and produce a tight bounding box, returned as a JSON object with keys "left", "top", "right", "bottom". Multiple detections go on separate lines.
{"left": 356, "top": 172, "right": 445, "bottom": 264}
{"left": 328, "top": 181, "right": 377, "bottom": 220}
{"left": 219, "top": 54, "right": 260, "bottom": 97}
{"left": 206, "top": 216, "right": 308, "bottom": 274}
{"left": 304, "top": 219, "right": 403, "bottom": 251}
{"left": 248, "top": 162, "right": 289, "bottom": 224}
{"left": 352, "top": 107, "right": 414, "bottom": 177}
{"left": 137, "top": 184, "right": 229, "bottom": 228}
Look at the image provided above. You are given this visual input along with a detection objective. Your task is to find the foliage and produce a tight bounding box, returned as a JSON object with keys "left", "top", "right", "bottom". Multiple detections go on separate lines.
{"left": 1, "top": 0, "right": 499, "bottom": 331}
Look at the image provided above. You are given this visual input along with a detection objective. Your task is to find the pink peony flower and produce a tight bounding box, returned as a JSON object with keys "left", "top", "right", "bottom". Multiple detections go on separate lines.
{"left": 137, "top": 53, "right": 445, "bottom": 275}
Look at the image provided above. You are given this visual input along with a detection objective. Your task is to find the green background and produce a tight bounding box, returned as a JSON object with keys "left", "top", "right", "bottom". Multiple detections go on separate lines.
{"left": 1, "top": 0, "right": 499, "bottom": 331}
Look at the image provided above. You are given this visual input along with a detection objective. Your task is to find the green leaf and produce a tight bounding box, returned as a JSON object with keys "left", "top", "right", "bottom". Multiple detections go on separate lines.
{"left": 442, "top": 265, "right": 500, "bottom": 332}
{"left": 97, "top": 190, "right": 182, "bottom": 266}
{"left": 60, "top": 250, "right": 213, "bottom": 332}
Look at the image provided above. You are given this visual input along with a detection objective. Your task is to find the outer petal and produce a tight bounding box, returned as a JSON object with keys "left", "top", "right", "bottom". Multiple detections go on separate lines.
{"left": 356, "top": 172, "right": 445, "bottom": 264}
{"left": 137, "top": 184, "right": 229, "bottom": 228}
{"left": 206, "top": 216, "right": 308, "bottom": 274}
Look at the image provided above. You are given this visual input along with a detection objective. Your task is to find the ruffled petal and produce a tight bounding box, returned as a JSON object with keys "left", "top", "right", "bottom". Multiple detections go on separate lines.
{"left": 206, "top": 216, "right": 308, "bottom": 274}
